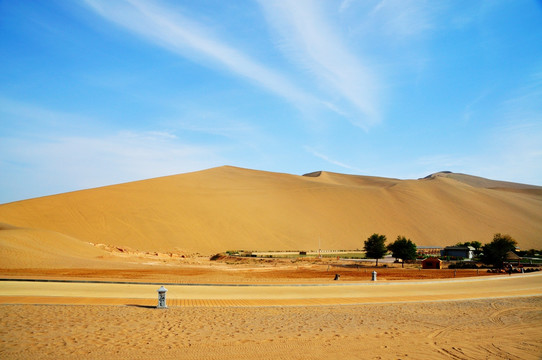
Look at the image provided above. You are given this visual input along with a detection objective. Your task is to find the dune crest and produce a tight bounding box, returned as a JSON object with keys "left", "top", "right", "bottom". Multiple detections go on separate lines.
{"left": 0, "top": 166, "right": 541, "bottom": 266}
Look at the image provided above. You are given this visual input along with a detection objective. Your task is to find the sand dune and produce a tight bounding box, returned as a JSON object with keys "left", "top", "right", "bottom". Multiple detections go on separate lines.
{"left": 0, "top": 166, "right": 540, "bottom": 268}
{"left": 0, "top": 223, "right": 111, "bottom": 268}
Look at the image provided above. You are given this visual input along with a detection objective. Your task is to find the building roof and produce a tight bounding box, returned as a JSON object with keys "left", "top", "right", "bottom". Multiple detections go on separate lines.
{"left": 443, "top": 246, "right": 475, "bottom": 251}
{"left": 506, "top": 251, "right": 521, "bottom": 260}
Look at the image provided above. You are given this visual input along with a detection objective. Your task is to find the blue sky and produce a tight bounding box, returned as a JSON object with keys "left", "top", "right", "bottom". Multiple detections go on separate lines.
{"left": 1, "top": 0, "right": 541, "bottom": 203}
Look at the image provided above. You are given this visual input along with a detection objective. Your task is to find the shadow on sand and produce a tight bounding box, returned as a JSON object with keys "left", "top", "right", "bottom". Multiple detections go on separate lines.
{"left": 125, "top": 304, "right": 157, "bottom": 309}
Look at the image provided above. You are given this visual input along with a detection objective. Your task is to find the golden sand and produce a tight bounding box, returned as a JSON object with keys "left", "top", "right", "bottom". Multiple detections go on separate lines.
{"left": 1, "top": 166, "right": 541, "bottom": 262}
{"left": 1, "top": 167, "right": 541, "bottom": 359}
{"left": 1, "top": 273, "right": 541, "bottom": 359}
{"left": 1, "top": 273, "right": 541, "bottom": 305}
{"left": 1, "top": 297, "right": 541, "bottom": 359}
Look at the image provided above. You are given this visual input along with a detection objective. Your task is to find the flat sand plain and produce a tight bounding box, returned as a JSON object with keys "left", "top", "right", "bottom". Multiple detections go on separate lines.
{"left": 1, "top": 297, "right": 541, "bottom": 359}
{"left": 1, "top": 272, "right": 541, "bottom": 306}
{"left": 1, "top": 272, "right": 541, "bottom": 359}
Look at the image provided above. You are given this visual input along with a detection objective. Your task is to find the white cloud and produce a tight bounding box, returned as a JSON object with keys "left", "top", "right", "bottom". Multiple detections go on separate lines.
{"left": 119, "top": 130, "right": 177, "bottom": 141}
{"left": 260, "top": 0, "right": 381, "bottom": 129}
{"left": 83, "top": 0, "right": 314, "bottom": 109}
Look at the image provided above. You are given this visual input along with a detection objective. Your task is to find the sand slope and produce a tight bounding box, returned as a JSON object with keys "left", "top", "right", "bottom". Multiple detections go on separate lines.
{"left": 0, "top": 223, "right": 111, "bottom": 268}
{"left": 0, "top": 166, "right": 540, "bottom": 265}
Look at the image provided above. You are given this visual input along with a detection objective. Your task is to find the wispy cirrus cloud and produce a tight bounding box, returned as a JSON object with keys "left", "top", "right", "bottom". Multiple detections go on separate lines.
{"left": 83, "top": 0, "right": 314, "bottom": 108}
{"left": 259, "top": 0, "right": 381, "bottom": 129}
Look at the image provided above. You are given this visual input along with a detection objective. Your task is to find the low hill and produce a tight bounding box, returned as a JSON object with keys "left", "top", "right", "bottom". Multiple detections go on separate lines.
{"left": 0, "top": 166, "right": 541, "bottom": 268}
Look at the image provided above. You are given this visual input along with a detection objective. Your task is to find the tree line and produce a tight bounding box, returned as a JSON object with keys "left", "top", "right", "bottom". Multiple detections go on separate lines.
{"left": 363, "top": 233, "right": 519, "bottom": 269}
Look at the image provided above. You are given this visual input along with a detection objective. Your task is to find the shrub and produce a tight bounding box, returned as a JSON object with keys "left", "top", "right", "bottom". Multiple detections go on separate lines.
{"left": 448, "top": 262, "right": 478, "bottom": 269}
{"left": 210, "top": 253, "right": 224, "bottom": 261}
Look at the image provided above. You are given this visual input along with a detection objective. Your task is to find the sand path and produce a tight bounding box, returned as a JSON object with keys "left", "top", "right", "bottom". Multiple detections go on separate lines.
{"left": 1, "top": 273, "right": 540, "bottom": 306}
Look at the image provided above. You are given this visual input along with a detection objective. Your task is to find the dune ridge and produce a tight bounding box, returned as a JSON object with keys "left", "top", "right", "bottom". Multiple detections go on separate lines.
{"left": 0, "top": 166, "right": 541, "bottom": 267}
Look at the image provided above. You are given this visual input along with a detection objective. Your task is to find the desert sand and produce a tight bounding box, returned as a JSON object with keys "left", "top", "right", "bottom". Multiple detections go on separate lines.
{"left": 1, "top": 271, "right": 541, "bottom": 305}
{"left": 1, "top": 166, "right": 541, "bottom": 262}
{"left": 1, "top": 257, "right": 541, "bottom": 359}
{"left": 1, "top": 166, "right": 541, "bottom": 359}
{"left": 1, "top": 268, "right": 541, "bottom": 358}
{"left": 1, "top": 275, "right": 541, "bottom": 359}
{"left": 1, "top": 298, "right": 541, "bottom": 360}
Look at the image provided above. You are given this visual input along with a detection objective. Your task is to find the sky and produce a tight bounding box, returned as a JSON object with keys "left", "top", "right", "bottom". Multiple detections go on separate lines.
{"left": 1, "top": 0, "right": 542, "bottom": 204}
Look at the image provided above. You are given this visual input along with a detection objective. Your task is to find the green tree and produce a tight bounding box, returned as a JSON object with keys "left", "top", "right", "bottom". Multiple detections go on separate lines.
{"left": 481, "top": 233, "right": 517, "bottom": 269}
{"left": 387, "top": 236, "right": 417, "bottom": 268}
{"left": 470, "top": 241, "right": 483, "bottom": 256}
{"left": 364, "top": 233, "right": 387, "bottom": 266}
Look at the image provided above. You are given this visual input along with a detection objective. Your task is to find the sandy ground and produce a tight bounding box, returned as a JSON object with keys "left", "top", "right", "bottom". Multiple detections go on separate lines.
{"left": 0, "top": 262, "right": 502, "bottom": 284}
{"left": 0, "top": 273, "right": 541, "bottom": 306}
{"left": 1, "top": 297, "right": 541, "bottom": 359}
{"left": 1, "top": 273, "right": 541, "bottom": 359}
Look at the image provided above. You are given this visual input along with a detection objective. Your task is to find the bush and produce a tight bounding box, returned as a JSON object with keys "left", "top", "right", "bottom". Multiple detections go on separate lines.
{"left": 448, "top": 262, "right": 478, "bottom": 269}
{"left": 210, "top": 253, "right": 224, "bottom": 261}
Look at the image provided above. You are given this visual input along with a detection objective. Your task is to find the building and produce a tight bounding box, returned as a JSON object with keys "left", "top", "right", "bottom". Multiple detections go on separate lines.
{"left": 506, "top": 251, "right": 522, "bottom": 266}
{"left": 441, "top": 246, "right": 475, "bottom": 259}
{"left": 417, "top": 246, "right": 443, "bottom": 256}
{"left": 422, "top": 257, "right": 442, "bottom": 269}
